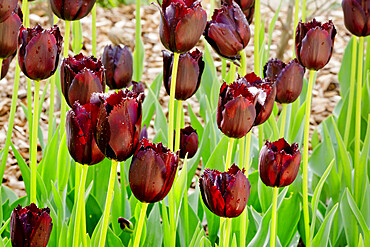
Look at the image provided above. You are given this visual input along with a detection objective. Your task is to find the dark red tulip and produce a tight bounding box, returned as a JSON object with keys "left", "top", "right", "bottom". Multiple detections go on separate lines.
{"left": 102, "top": 44, "right": 133, "bottom": 90}
{"left": 0, "top": 0, "right": 17, "bottom": 22}
{"left": 199, "top": 164, "right": 250, "bottom": 218}
{"left": 0, "top": 11, "right": 22, "bottom": 59}
{"left": 140, "top": 124, "right": 148, "bottom": 141}
{"left": 50, "top": 0, "right": 97, "bottom": 21}
{"left": 129, "top": 138, "right": 179, "bottom": 203}
{"left": 228, "top": 0, "right": 254, "bottom": 23}
{"left": 10, "top": 203, "right": 53, "bottom": 247}
{"left": 129, "top": 81, "right": 145, "bottom": 97}
{"left": 61, "top": 53, "right": 105, "bottom": 107}
{"left": 295, "top": 19, "right": 336, "bottom": 71}
{"left": 204, "top": 2, "right": 250, "bottom": 61}
{"left": 155, "top": 0, "right": 207, "bottom": 53}
{"left": 66, "top": 102, "right": 105, "bottom": 166}
{"left": 342, "top": 0, "right": 370, "bottom": 37}
{"left": 163, "top": 49, "right": 204, "bottom": 100}
{"left": 18, "top": 24, "right": 63, "bottom": 80}
{"left": 176, "top": 126, "right": 198, "bottom": 159}
{"left": 264, "top": 58, "right": 305, "bottom": 104}
{"left": 259, "top": 138, "right": 301, "bottom": 187}
{"left": 1, "top": 53, "right": 14, "bottom": 80}
{"left": 95, "top": 89, "right": 144, "bottom": 161}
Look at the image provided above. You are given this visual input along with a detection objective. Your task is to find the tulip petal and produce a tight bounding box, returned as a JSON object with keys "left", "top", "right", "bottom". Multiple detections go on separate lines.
{"left": 0, "top": 12, "right": 21, "bottom": 58}
{"left": 207, "top": 23, "right": 243, "bottom": 58}
{"left": 224, "top": 171, "right": 250, "bottom": 217}
{"left": 29, "top": 211, "right": 53, "bottom": 247}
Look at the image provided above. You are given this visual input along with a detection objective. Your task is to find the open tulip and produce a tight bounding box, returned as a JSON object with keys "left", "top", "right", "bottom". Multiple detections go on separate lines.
{"left": 342, "top": 0, "right": 370, "bottom": 37}
{"left": 156, "top": 0, "right": 207, "bottom": 53}
{"left": 176, "top": 126, "right": 198, "bottom": 159}
{"left": 94, "top": 89, "right": 144, "bottom": 161}
{"left": 264, "top": 58, "right": 305, "bottom": 103}
{"left": 61, "top": 53, "right": 105, "bottom": 107}
{"left": 259, "top": 138, "right": 301, "bottom": 187}
{"left": 18, "top": 24, "right": 63, "bottom": 81}
{"left": 1, "top": 53, "right": 14, "bottom": 80}
{"left": 0, "top": 10, "right": 22, "bottom": 59}
{"left": 129, "top": 138, "right": 179, "bottom": 203}
{"left": 50, "top": 0, "right": 97, "bottom": 21}
{"left": 295, "top": 18, "right": 336, "bottom": 71}
{"left": 199, "top": 164, "right": 250, "bottom": 218}
{"left": 204, "top": 1, "right": 250, "bottom": 61}
{"left": 10, "top": 203, "right": 53, "bottom": 247}
{"left": 163, "top": 49, "right": 204, "bottom": 100}
{"left": 102, "top": 44, "right": 133, "bottom": 90}
{"left": 0, "top": 0, "right": 17, "bottom": 22}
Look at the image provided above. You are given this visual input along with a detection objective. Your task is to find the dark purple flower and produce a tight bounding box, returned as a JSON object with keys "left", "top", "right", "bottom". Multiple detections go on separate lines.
{"left": 295, "top": 19, "right": 336, "bottom": 71}
{"left": 163, "top": 49, "right": 204, "bottom": 100}
{"left": 129, "top": 81, "right": 145, "bottom": 97}
{"left": 259, "top": 138, "right": 301, "bottom": 187}
{"left": 129, "top": 138, "right": 179, "bottom": 203}
{"left": 0, "top": 0, "right": 17, "bottom": 22}
{"left": 199, "top": 164, "right": 250, "bottom": 218}
{"left": 50, "top": 0, "right": 97, "bottom": 21}
{"left": 1, "top": 53, "right": 14, "bottom": 80}
{"left": 342, "top": 0, "right": 370, "bottom": 37}
{"left": 0, "top": 10, "right": 22, "bottom": 59}
{"left": 229, "top": 0, "right": 254, "bottom": 23}
{"left": 177, "top": 126, "right": 198, "bottom": 158}
{"left": 118, "top": 217, "right": 134, "bottom": 233}
{"left": 140, "top": 124, "right": 148, "bottom": 141}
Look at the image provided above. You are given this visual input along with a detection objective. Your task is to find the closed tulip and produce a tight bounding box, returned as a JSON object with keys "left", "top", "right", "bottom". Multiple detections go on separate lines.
{"left": 231, "top": 0, "right": 255, "bottom": 23}
{"left": 61, "top": 53, "right": 105, "bottom": 107}
{"left": 259, "top": 138, "right": 301, "bottom": 187}
{"left": 129, "top": 138, "right": 179, "bottom": 203}
{"left": 199, "top": 164, "right": 250, "bottom": 218}
{"left": 0, "top": 10, "right": 22, "bottom": 58}
{"left": 50, "top": 0, "right": 97, "bottom": 21}
{"left": 0, "top": 0, "right": 17, "bottom": 22}
{"left": 177, "top": 126, "right": 198, "bottom": 159}
{"left": 342, "top": 0, "right": 370, "bottom": 37}
{"left": 295, "top": 19, "right": 336, "bottom": 71}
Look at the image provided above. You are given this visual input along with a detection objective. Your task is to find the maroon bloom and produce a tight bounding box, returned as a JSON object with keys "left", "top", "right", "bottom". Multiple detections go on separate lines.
{"left": 66, "top": 102, "right": 105, "bottom": 166}
{"left": 295, "top": 19, "right": 336, "bottom": 71}
{"left": 259, "top": 138, "right": 301, "bottom": 187}
{"left": 95, "top": 89, "right": 144, "bottom": 161}
{"left": 129, "top": 81, "right": 145, "bottom": 96}
{"left": 0, "top": 10, "right": 22, "bottom": 59}
{"left": 230, "top": 0, "right": 255, "bottom": 23}
{"left": 129, "top": 138, "right": 179, "bottom": 203}
{"left": 264, "top": 58, "right": 305, "bottom": 104}
{"left": 50, "top": 0, "right": 97, "bottom": 21}
{"left": 199, "top": 164, "right": 250, "bottom": 218}
{"left": 0, "top": 0, "right": 17, "bottom": 22}
{"left": 1, "top": 53, "right": 15, "bottom": 80}
{"left": 140, "top": 124, "right": 148, "bottom": 141}
{"left": 204, "top": 2, "right": 250, "bottom": 61}
{"left": 18, "top": 24, "right": 63, "bottom": 80}
{"left": 342, "top": 0, "right": 370, "bottom": 37}
{"left": 10, "top": 203, "right": 53, "bottom": 247}
{"left": 177, "top": 126, "right": 198, "bottom": 159}
{"left": 163, "top": 49, "right": 204, "bottom": 100}
{"left": 61, "top": 53, "right": 105, "bottom": 107}
{"left": 156, "top": 0, "right": 207, "bottom": 53}
{"left": 102, "top": 44, "right": 133, "bottom": 90}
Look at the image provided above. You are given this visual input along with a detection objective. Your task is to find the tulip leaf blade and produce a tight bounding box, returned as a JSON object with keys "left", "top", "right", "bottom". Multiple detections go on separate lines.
{"left": 338, "top": 36, "right": 357, "bottom": 98}
{"left": 144, "top": 203, "right": 163, "bottom": 247}
{"left": 187, "top": 102, "right": 204, "bottom": 140}
{"left": 312, "top": 203, "right": 338, "bottom": 247}
{"left": 133, "top": 34, "right": 145, "bottom": 82}
{"left": 142, "top": 74, "right": 162, "bottom": 126}
{"left": 57, "top": 132, "right": 71, "bottom": 192}
{"left": 205, "top": 135, "right": 229, "bottom": 171}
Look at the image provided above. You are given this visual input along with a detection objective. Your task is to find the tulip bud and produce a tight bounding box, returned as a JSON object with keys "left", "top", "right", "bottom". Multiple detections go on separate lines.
{"left": 18, "top": 24, "right": 63, "bottom": 81}
{"left": 140, "top": 124, "right": 148, "bottom": 141}
{"left": 204, "top": 2, "right": 250, "bottom": 61}
{"left": 118, "top": 217, "right": 134, "bottom": 233}
{"left": 102, "top": 44, "right": 133, "bottom": 90}
{"left": 0, "top": 11, "right": 22, "bottom": 59}
{"left": 155, "top": 0, "right": 207, "bottom": 53}
{"left": 342, "top": 0, "right": 370, "bottom": 37}
{"left": 0, "top": 0, "right": 17, "bottom": 22}
{"left": 264, "top": 58, "right": 305, "bottom": 104}
{"left": 50, "top": 0, "right": 97, "bottom": 21}
{"left": 199, "top": 164, "right": 250, "bottom": 218}
{"left": 129, "top": 81, "right": 145, "bottom": 97}
{"left": 10, "top": 203, "right": 53, "bottom": 247}
{"left": 295, "top": 18, "right": 336, "bottom": 71}
{"left": 175, "top": 126, "right": 198, "bottom": 159}
{"left": 61, "top": 53, "right": 105, "bottom": 107}
{"left": 1, "top": 53, "right": 14, "bottom": 80}
{"left": 259, "top": 138, "right": 301, "bottom": 187}
{"left": 163, "top": 49, "right": 204, "bottom": 100}
{"left": 95, "top": 89, "right": 144, "bottom": 161}
{"left": 129, "top": 138, "right": 179, "bottom": 203}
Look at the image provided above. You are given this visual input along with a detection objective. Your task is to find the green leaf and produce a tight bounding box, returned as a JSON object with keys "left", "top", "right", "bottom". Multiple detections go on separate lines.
{"left": 338, "top": 37, "right": 357, "bottom": 97}
{"left": 257, "top": 179, "right": 272, "bottom": 213}
{"left": 144, "top": 203, "right": 163, "bottom": 247}
{"left": 57, "top": 132, "right": 71, "bottom": 192}
{"left": 72, "top": 20, "right": 83, "bottom": 54}
{"left": 205, "top": 135, "right": 229, "bottom": 171}
{"left": 188, "top": 102, "right": 204, "bottom": 140}
{"left": 312, "top": 204, "right": 338, "bottom": 246}
{"left": 142, "top": 74, "right": 162, "bottom": 126}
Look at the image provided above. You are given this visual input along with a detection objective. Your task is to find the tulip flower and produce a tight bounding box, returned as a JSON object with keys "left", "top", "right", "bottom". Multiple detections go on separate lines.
{"left": 264, "top": 58, "right": 305, "bottom": 103}
{"left": 50, "top": 0, "right": 97, "bottom": 21}
{"left": 204, "top": 1, "right": 250, "bottom": 61}
{"left": 0, "top": 0, "right": 17, "bottom": 22}
{"left": 102, "top": 44, "right": 133, "bottom": 90}
{"left": 10, "top": 203, "right": 53, "bottom": 247}
{"left": 118, "top": 217, "right": 134, "bottom": 233}
{"left": 129, "top": 81, "right": 145, "bottom": 96}
{"left": 1, "top": 53, "right": 14, "bottom": 80}
{"left": 66, "top": 102, "right": 105, "bottom": 166}
{"left": 140, "top": 124, "right": 148, "bottom": 141}
{"left": 295, "top": 18, "right": 336, "bottom": 71}
{"left": 94, "top": 89, "right": 144, "bottom": 161}
{"left": 342, "top": 0, "right": 370, "bottom": 37}
{"left": 129, "top": 138, "right": 179, "bottom": 203}
{"left": 230, "top": 0, "right": 255, "bottom": 23}
{"left": 163, "top": 49, "right": 204, "bottom": 100}
{"left": 0, "top": 11, "right": 22, "bottom": 59}
{"left": 61, "top": 53, "right": 105, "bottom": 107}
{"left": 18, "top": 24, "right": 63, "bottom": 81}
{"left": 259, "top": 138, "right": 301, "bottom": 187}
{"left": 199, "top": 164, "right": 250, "bottom": 218}
{"left": 176, "top": 126, "right": 198, "bottom": 159}
{"left": 155, "top": 0, "right": 207, "bottom": 53}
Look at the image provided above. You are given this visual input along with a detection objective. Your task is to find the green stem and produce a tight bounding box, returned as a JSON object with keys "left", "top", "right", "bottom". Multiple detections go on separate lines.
{"left": 135, "top": 0, "right": 141, "bottom": 81}
{"left": 209, "top": 0, "right": 215, "bottom": 20}
{"left": 293, "top": 0, "right": 299, "bottom": 58}
{"left": 344, "top": 37, "right": 357, "bottom": 146}
{"left": 64, "top": 21, "right": 71, "bottom": 57}
{"left": 30, "top": 81, "right": 40, "bottom": 204}
{"left": 183, "top": 163, "right": 189, "bottom": 247}
{"left": 0, "top": 59, "right": 2, "bottom": 78}
{"left": 354, "top": 36, "right": 364, "bottom": 206}
{"left": 239, "top": 49, "right": 247, "bottom": 76}
{"left": 120, "top": 162, "right": 126, "bottom": 221}
{"left": 254, "top": 0, "right": 261, "bottom": 76}
{"left": 22, "top": 0, "right": 29, "bottom": 27}
{"left": 222, "top": 59, "right": 227, "bottom": 80}
{"left": 225, "top": 138, "right": 235, "bottom": 170}
{"left": 302, "top": 0, "right": 306, "bottom": 22}
{"left": 98, "top": 160, "right": 118, "bottom": 247}
{"left": 133, "top": 203, "right": 148, "bottom": 247}
{"left": 168, "top": 53, "right": 180, "bottom": 151}
{"left": 74, "top": 163, "right": 81, "bottom": 203}
{"left": 48, "top": 75, "right": 56, "bottom": 141}
{"left": 279, "top": 104, "right": 287, "bottom": 138}
{"left": 228, "top": 63, "right": 236, "bottom": 84}
{"left": 270, "top": 187, "right": 279, "bottom": 247}
{"left": 0, "top": 60, "right": 21, "bottom": 180}
{"left": 92, "top": 5, "right": 97, "bottom": 56}
{"left": 258, "top": 126, "right": 263, "bottom": 148}
{"left": 224, "top": 218, "right": 232, "bottom": 247}
{"left": 73, "top": 164, "right": 88, "bottom": 247}
{"left": 239, "top": 137, "right": 245, "bottom": 170}
{"left": 27, "top": 78, "right": 32, "bottom": 148}
{"left": 174, "top": 100, "right": 182, "bottom": 151}
{"left": 244, "top": 132, "right": 252, "bottom": 175}
{"left": 302, "top": 70, "right": 316, "bottom": 247}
